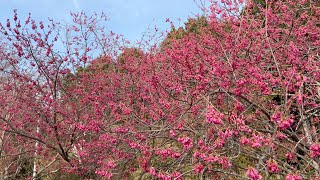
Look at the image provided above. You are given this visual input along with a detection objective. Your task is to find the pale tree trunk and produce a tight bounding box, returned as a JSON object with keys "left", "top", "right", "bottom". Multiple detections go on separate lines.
{"left": 0, "top": 131, "right": 5, "bottom": 180}
{"left": 0, "top": 115, "right": 9, "bottom": 180}
{"left": 32, "top": 125, "right": 40, "bottom": 180}
{"left": 299, "top": 85, "right": 320, "bottom": 174}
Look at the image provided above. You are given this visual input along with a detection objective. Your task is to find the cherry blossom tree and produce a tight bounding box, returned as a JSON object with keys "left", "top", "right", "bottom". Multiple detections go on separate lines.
{"left": 0, "top": 10, "right": 125, "bottom": 179}
{"left": 0, "top": 0, "right": 319, "bottom": 179}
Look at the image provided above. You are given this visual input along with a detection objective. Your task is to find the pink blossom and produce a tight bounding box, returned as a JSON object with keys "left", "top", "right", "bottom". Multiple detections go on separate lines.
{"left": 193, "top": 163, "right": 204, "bottom": 174}
{"left": 106, "top": 161, "right": 116, "bottom": 169}
{"left": 156, "top": 148, "right": 177, "bottom": 159}
{"left": 285, "top": 152, "right": 294, "bottom": 161}
{"left": 276, "top": 132, "right": 287, "bottom": 139}
{"left": 296, "top": 93, "right": 303, "bottom": 105}
{"left": 178, "top": 137, "right": 193, "bottom": 150}
{"left": 157, "top": 172, "right": 171, "bottom": 180}
{"left": 240, "top": 136, "right": 250, "bottom": 145}
{"left": 172, "top": 152, "right": 181, "bottom": 158}
{"left": 171, "top": 171, "right": 182, "bottom": 180}
{"left": 205, "top": 106, "right": 224, "bottom": 125}
{"left": 271, "top": 112, "right": 281, "bottom": 122}
{"left": 285, "top": 174, "right": 302, "bottom": 180}
{"left": 246, "top": 167, "right": 262, "bottom": 180}
{"left": 278, "top": 117, "right": 294, "bottom": 130}
{"left": 267, "top": 160, "right": 279, "bottom": 173}
{"left": 310, "top": 143, "right": 320, "bottom": 158}
{"left": 95, "top": 170, "right": 113, "bottom": 179}
{"left": 149, "top": 167, "right": 157, "bottom": 176}
{"left": 205, "top": 155, "right": 219, "bottom": 163}
{"left": 219, "top": 156, "right": 232, "bottom": 169}
{"left": 169, "top": 129, "right": 176, "bottom": 137}
{"left": 250, "top": 134, "right": 264, "bottom": 148}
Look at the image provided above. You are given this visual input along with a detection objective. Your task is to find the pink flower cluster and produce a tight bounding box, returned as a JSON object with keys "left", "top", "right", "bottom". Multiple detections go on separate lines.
{"left": 246, "top": 167, "right": 262, "bottom": 180}
{"left": 285, "top": 152, "right": 294, "bottom": 161}
{"left": 95, "top": 170, "right": 112, "bottom": 179}
{"left": 285, "top": 174, "right": 302, "bottom": 180}
{"left": 178, "top": 137, "right": 193, "bottom": 150}
{"left": 155, "top": 148, "right": 181, "bottom": 159}
{"left": 193, "top": 152, "right": 231, "bottom": 169}
{"left": 149, "top": 167, "right": 182, "bottom": 180}
{"left": 278, "top": 117, "right": 294, "bottom": 130}
{"left": 267, "top": 159, "right": 279, "bottom": 173}
{"left": 310, "top": 143, "right": 320, "bottom": 158}
{"left": 205, "top": 106, "right": 224, "bottom": 125}
{"left": 271, "top": 112, "right": 294, "bottom": 130}
{"left": 193, "top": 163, "right": 204, "bottom": 174}
{"left": 240, "top": 134, "right": 268, "bottom": 148}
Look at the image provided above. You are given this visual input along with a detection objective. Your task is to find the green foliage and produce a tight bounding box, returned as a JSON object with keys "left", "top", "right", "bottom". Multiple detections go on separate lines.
{"left": 160, "top": 16, "right": 208, "bottom": 50}
{"left": 234, "top": 154, "right": 254, "bottom": 170}
{"left": 117, "top": 47, "right": 143, "bottom": 65}
{"left": 184, "top": 16, "right": 208, "bottom": 35}
{"left": 43, "top": 170, "right": 84, "bottom": 180}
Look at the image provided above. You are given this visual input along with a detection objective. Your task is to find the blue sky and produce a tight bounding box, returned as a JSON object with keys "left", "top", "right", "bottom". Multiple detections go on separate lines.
{"left": 0, "top": 0, "right": 209, "bottom": 43}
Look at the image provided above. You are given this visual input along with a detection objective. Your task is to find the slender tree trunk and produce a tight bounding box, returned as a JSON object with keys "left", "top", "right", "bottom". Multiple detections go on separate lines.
{"left": 300, "top": 85, "right": 320, "bottom": 174}
{"left": 32, "top": 125, "right": 40, "bottom": 180}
